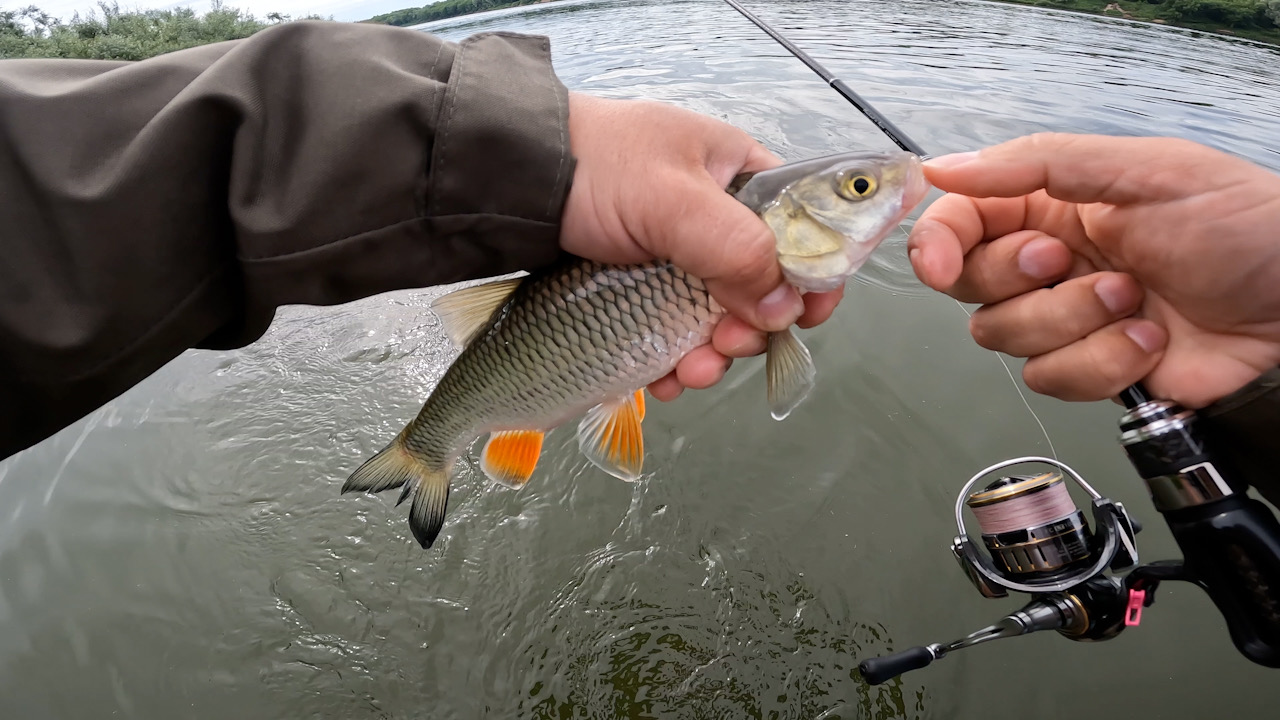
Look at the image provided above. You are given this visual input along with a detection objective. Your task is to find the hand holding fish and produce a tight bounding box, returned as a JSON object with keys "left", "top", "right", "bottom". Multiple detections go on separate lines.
{"left": 559, "top": 93, "right": 842, "bottom": 402}
{"left": 908, "top": 132, "right": 1280, "bottom": 409}
{"left": 343, "top": 98, "right": 928, "bottom": 548}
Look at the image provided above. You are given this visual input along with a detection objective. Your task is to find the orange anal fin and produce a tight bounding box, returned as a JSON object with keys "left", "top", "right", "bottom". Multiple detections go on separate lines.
{"left": 577, "top": 392, "right": 645, "bottom": 482}
{"left": 634, "top": 389, "right": 646, "bottom": 421}
{"left": 480, "top": 430, "right": 545, "bottom": 489}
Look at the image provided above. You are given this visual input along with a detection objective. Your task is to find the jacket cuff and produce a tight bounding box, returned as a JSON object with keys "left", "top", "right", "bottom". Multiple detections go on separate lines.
{"left": 427, "top": 31, "right": 575, "bottom": 226}
{"left": 1199, "top": 367, "right": 1280, "bottom": 507}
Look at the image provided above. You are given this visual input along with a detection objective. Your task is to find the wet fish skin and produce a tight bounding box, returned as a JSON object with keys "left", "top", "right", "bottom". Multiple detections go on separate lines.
{"left": 403, "top": 259, "right": 720, "bottom": 471}
{"left": 344, "top": 259, "right": 725, "bottom": 548}
{"left": 342, "top": 150, "right": 929, "bottom": 549}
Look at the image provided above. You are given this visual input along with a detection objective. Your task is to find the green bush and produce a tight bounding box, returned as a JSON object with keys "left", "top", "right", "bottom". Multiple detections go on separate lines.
{"left": 1, "top": 1, "right": 327, "bottom": 60}
{"left": 1266, "top": 0, "right": 1280, "bottom": 24}
{"left": 369, "top": 0, "right": 542, "bottom": 28}
{"left": 1164, "top": 0, "right": 1273, "bottom": 27}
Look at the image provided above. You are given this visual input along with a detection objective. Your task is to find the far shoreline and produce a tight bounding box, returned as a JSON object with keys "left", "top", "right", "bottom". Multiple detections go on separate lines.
{"left": 362, "top": 0, "right": 1280, "bottom": 47}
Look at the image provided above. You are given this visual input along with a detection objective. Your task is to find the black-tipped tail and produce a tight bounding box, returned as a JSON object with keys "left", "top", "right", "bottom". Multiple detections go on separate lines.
{"left": 342, "top": 441, "right": 451, "bottom": 548}
{"left": 405, "top": 479, "right": 450, "bottom": 549}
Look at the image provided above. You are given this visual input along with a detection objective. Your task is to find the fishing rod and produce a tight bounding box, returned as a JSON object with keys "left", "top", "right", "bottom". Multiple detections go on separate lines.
{"left": 722, "top": 0, "right": 1280, "bottom": 684}
{"left": 722, "top": 0, "right": 927, "bottom": 157}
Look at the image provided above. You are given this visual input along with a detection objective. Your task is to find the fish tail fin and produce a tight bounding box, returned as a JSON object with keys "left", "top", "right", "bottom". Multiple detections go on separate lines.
{"left": 343, "top": 439, "right": 451, "bottom": 549}
{"left": 765, "top": 327, "right": 816, "bottom": 421}
{"left": 343, "top": 439, "right": 416, "bottom": 495}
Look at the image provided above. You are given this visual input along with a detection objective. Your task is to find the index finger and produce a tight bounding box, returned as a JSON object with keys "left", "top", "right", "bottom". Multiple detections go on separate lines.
{"left": 922, "top": 132, "right": 1246, "bottom": 204}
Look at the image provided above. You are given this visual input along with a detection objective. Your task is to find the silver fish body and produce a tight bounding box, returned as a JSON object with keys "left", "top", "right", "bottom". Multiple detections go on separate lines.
{"left": 342, "top": 149, "right": 929, "bottom": 548}
{"left": 403, "top": 260, "right": 721, "bottom": 475}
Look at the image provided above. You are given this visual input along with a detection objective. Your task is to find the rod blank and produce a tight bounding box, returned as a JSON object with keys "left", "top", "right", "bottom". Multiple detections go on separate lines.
{"left": 721, "top": 0, "right": 929, "bottom": 157}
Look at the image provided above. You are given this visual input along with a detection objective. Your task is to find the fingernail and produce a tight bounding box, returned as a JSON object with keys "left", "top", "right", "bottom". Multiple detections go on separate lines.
{"left": 1094, "top": 274, "right": 1134, "bottom": 314}
{"left": 908, "top": 246, "right": 923, "bottom": 271}
{"left": 1125, "top": 322, "right": 1165, "bottom": 353}
{"left": 757, "top": 283, "right": 805, "bottom": 331}
{"left": 923, "top": 151, "right": 979, "bottom": 169}
{"left": 1017, "top": 237, "right": 1064, "bottom": 280}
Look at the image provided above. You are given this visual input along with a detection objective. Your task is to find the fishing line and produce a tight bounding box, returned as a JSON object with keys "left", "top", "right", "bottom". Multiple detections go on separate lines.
{"left": 950, "top": 299, "right": 1058, "bottom": 460}
{"left": 721, "top": 0, "right": 1058, "bottom": 458}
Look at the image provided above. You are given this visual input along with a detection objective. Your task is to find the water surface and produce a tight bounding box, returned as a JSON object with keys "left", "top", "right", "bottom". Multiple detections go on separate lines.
{"left": 2, "top": 1, "right": 1278, "bottom": 717}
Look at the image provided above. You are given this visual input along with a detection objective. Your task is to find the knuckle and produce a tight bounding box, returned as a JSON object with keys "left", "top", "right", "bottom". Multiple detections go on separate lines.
{"left": 1027, "top": 131, "right": 1076, "bottom": 151}
{"left": 1085, "top": 332, "right": 1139, "bottom": 393}
{"left": 968, "top": 312, "right": 1002, "bottom": 352}
{"left": 731, "top": 232, "right": 780, "bottom": 280}
{"left": 1021, "top": 361, "right": 1055, "bottom": 397}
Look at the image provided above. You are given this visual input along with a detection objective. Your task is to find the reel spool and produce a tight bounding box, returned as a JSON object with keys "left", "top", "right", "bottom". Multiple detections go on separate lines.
{"left": 951, "top": 457, "right": 1140, "bottom": 598}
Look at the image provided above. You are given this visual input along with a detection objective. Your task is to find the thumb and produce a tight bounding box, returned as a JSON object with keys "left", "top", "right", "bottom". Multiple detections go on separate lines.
{"left": 649, "top": 176, "right": 802, "bottom": 333}
{"left": 922, "top": 133, "right": 1243, "bottom": 205}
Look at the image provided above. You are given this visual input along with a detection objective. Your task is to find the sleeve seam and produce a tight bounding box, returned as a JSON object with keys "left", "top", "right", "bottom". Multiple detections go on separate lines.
{"left": 236, "top": 213, "right": 560, "bottom": 263}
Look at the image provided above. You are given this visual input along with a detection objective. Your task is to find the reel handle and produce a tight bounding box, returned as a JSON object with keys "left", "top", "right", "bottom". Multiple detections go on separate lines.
{"left": 858, "top": 646, "right": 936, "bottom": 685}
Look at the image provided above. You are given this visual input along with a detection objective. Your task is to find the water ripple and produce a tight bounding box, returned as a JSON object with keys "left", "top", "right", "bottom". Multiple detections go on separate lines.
{"left": 2, "top": 1, "right": 1278, "bottom": 718}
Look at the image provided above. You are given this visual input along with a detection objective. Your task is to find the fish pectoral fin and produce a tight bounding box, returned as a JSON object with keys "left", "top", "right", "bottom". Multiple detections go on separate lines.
{"left": 577, "top": 392, "right": 646, "bottom": 482}
{"left": 342, "top": 439, "right": 451, "bottom": 549}
{"left": 430, "top": 276, "right": 525, "bottom": 346}
{"left": 766, "top": 327, "right": 817, "bottom": 421}
{"left": 480, "top": 430, "right": 546, "bottom": 489}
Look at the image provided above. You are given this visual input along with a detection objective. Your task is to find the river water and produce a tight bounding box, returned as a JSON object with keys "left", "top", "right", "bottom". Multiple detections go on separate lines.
{"left": 2, "top": 0, "right": 1279, "bottom": 718}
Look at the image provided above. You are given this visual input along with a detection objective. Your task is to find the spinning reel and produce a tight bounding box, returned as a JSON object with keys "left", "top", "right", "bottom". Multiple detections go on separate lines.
{"left": 858, "top": 397, "right": 1280, "bottom": 685}
{"left": 715, "top": 0, "right": 1280, "bottom": 686}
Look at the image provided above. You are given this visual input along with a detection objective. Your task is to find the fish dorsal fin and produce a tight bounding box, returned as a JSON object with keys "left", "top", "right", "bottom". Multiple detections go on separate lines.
{"left": 766, "top": 328, "right": 816, "bottom": 421}
{"left": 577, "top": 391, "right": 646, "bottom": 482}
{"left": 480, "top": 430, "right": 546, "bottom": 489}
{"left": 430, "top": 276, "right": 524, "bottom": 346}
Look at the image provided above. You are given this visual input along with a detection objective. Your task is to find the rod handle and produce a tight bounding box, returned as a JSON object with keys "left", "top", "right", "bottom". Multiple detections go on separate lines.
{"left": 858, "top": 646, "right": 935, "bottom": 685}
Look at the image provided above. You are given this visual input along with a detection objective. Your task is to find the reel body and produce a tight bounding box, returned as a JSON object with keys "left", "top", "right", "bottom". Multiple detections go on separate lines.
{"left": 949, "top": 458, "right": 1138, "bottom": 600}
{"left": 858, "top": 399, "right": 1280, "bottom": 685}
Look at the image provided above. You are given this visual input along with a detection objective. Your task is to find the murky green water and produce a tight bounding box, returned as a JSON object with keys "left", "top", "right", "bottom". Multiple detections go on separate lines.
{"left": 3, "top": 1, "right": 1279, "bottom": 717}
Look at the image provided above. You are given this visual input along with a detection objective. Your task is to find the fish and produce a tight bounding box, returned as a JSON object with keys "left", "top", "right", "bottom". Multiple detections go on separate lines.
{"left": 341, "top": 149, "right": 929, "bottom": 548}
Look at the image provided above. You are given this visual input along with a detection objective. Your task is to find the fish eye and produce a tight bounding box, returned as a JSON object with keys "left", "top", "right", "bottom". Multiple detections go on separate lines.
{"left": 838, "top": 172, "right": 878, "bottom": 200}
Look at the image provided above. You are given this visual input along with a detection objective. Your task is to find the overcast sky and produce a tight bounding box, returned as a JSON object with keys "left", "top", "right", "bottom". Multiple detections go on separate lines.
{"left": 11, "top": 0, "right": 420, "bottom": 23}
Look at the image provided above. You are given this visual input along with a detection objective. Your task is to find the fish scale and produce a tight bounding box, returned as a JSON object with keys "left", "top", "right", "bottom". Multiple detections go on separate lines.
{"left": 341, "top": 149, "right": 928, "bottom": 549}
{"left": 402, "top": 259, "right": 721, "bottom": 473}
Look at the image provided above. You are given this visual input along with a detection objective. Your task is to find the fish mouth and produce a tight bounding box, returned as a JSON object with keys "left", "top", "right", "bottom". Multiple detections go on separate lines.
{"left": 901, "top": 154, "right": 931, "bottom": 212}
{"left": 780, "top": 251, "right": 858, "bottom": 293}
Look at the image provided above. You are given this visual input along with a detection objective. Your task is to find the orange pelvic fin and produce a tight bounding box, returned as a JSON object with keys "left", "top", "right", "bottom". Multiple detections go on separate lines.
{"left": 480, "top": 430, "right": 545, "bottom": 488}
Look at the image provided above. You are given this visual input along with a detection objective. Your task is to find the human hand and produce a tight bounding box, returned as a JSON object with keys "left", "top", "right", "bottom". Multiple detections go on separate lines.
{"left": 559, "top": 92, "right": 843, "bottom": 402}
{"left": 907, "top": 132, "right": 1280, "bottom": 409}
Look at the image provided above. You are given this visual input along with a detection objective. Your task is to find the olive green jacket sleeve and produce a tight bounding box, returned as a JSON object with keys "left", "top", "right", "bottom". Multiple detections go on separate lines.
{"left": 1201, "top": 367, "right": 1280, "bottom": 508}
{"left": 0, "top": 21, "right": 575, "bottom": 459}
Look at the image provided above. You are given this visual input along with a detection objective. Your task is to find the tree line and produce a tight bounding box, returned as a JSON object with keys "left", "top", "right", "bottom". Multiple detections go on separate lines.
{"left": 2, "top": 0, "right": 1278, "bottom": 63}
{"left": 1, "top": 1, "right": 326, "bottom": 60}
{"left": 368, "top": 0, "right": 545, "bottom": 28}
{"left": 1008, "top": 0, "right": 1280, "bottom": 40}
